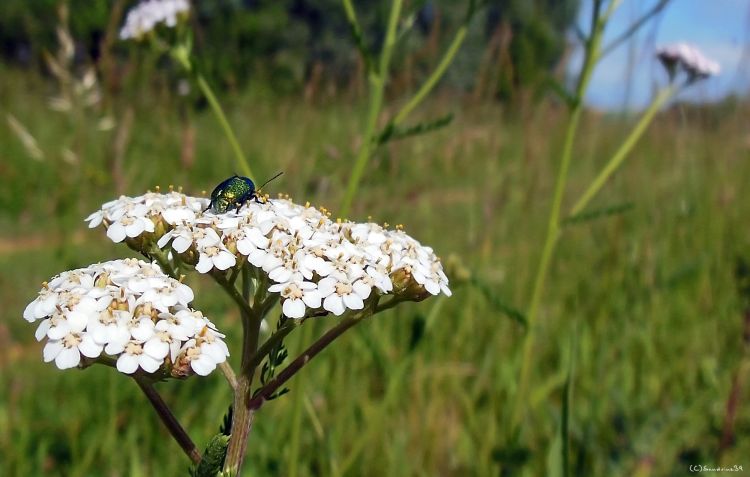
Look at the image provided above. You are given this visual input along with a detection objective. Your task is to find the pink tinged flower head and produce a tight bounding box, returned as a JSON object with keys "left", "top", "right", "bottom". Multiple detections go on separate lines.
{"left": 656, "top": 43, "right": 720, "bottom": 81}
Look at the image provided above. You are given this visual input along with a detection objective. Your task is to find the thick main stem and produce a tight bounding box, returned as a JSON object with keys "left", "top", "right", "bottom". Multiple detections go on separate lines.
{"left": 510, "top": 2, "right": 609, "bottom": 433}
{"left": 223, "top": 375, "right": 255, "bottom": 476}
{"left": 222, "top": 265, "right": 264, "bottom": 475}
{"left": 339, "top": 0, "right": 403, "bottom": 218}
{"left": 134, "top": 377, "right": 201, "bottom": 464}
{"left": 222, "top": 315, "right": 365, "bottom": 475}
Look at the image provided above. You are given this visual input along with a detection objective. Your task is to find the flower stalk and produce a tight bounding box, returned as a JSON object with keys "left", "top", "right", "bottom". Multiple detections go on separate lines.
{"left": 510, "top": 0, "right": 613, "bottom": 433}
{"left": 170, "top": 40, "right": 254, "bottom": 181}
{"left": 339, "top": 0, "right": 477, "bottom": 218}
{"left": 223, "top": 311, "right": 369, "bottom": 475}
{"left": 339, "top": 0, "right": 403, "bottom": 218}
{"left": 134, "top": 376, "right": 201, "bottom": 464}
{"left": 569, "top": 84, "right": 678, "bottom": 217}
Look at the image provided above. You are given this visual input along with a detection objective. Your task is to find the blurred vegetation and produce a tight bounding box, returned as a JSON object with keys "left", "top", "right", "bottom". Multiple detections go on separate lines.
{"left": 0, "top": 0, "right": 579, "bottom": 99}
{"left": 2, "top": 62, "right": 750, "bottom": 474}
{"left": 3, "top": 1, "right": 750, "bottom": 476}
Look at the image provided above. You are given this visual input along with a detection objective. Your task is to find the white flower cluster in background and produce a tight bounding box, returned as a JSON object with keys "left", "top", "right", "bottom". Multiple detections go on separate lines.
{"left": 86, "top": 192, "right": 451, "bottom": 319}
{"left": 120, "top": 0, "right": 190, "bottom": 40}
{"left": 24, "top": 259, "right": 229, "bottom": 376}
{"left": 656, "top": 43, "right": 720, "bottom": 80}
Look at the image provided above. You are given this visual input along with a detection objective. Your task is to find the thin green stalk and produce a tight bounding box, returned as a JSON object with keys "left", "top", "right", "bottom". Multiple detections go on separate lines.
{"left": 195, "top": 73, "right": 254, "bottom": 180}
{"left": 245, "top": 319, "right": 297, "bottom": 371}
{"left": 240, "top": 264, "right": 263, "bottom": 376}
{"left": 339, "top": 0, "right": 403, "bottom": 218}
{"left": 214, "top": 274, "right": 254, "bottom": 320}
{"left": 170, "top": 46, "right": 254, "bottom": 180}
{"left": 342, "top": 0, "right": 372, "bottom": 73}
{"left": 148, "top": 246, "right": 179, "bottom": 279}
{"left": 392, "top": 25, "right": 467, "bottom": 126}
{"left": 510, "top": 1, "right": 611, "bottom": 433}
{"left": 569, "top": 85, "right": 676, "bottom": 217}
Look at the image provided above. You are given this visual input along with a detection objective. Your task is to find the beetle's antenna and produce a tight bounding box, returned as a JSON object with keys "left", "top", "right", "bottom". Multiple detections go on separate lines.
{"left": 257, "top": 171, "right": 284, "bottom": 191}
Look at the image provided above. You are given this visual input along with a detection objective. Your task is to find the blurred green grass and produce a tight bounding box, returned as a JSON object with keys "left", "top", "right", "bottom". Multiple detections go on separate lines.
{"left": 1, "top": 67, "right": 749, "bottom": 476}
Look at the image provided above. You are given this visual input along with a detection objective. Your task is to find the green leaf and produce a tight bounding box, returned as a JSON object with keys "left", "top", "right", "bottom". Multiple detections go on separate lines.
{"left": 376, "top": 114, "right": 454, "bottom": 145}
{"left": 189, "top": 434, "right": 230, "bottom": 477}
{"left": 562, "top": 201, "right": 634, "bottom": 226}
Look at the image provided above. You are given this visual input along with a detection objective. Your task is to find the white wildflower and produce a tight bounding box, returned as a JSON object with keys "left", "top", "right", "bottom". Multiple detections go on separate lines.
{"left": 87, "top": 192, "right": 451, "bottom": 319}
{"left": 268, "top": 280, "right": 322, "bottom": 319}
{"left": 24, "top": 259, "right": 227, "bottom": 377}
{"left": 120, "top": 0, "right": 190, "bottom": 40}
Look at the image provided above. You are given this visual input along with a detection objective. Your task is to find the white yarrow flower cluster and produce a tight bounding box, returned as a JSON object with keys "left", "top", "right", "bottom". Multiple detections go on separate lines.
{"left": 86, "top": 192, "right": 451, "bottom": 319}
{"left": 24, "top": 259, "right": 229, "bottom": 376}
{"left": 120, "top": 0, "right": 190, "bottom": 40}
{"left": 656, "top": 43, "right": 720, "bottom": 81}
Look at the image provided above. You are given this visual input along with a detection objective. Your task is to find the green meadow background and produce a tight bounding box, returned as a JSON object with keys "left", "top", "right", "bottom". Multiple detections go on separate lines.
{"left": 2, "top": 2, "right": 750, "bottom": 476}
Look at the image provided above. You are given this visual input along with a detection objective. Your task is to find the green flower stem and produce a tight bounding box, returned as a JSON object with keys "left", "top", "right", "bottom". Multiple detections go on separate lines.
{"left": 194, "top": 73, "right": 254, "bottom": 180}
{"left": 339, "top": 0, "right": 403, "bottom": 218}
{"left": 569, "top": 85, "right": 677, "bottom": 217}
{"left": 391, "top": 24, "right": 468, "bottom": 126}
{"left": 246, "top": 319, "right": 299, "bottom": 372}
{"left": 133, "top": 377, "right": 201, "bottom": 465}
{"left": 171, "top": 46, "right": 254, "bottom": 181}
{"left": 147, "top": 246, "right": 179, "bottom": 279}
{"left": 214, "top": 274, "right": 254, "bottom": 320}
{"left": 510, "top": 1, "right": 612, "bottom": 434}
{"left": 228, "top": 257, "right": 246, "bottom": 287}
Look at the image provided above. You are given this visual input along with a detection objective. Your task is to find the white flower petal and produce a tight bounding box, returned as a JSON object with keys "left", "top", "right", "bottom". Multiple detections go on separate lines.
{"left": 324, "top": 295, "right": 345, "bottom": 316}
{"left": 283, "top": 298, "right": 306, "bottom": 319}
{"left": 55, "top": 347, "right": 81, "bottom": 369}
{"left": 116, "top": 354, "right": 139, "bottom": 374}
{"left": 43, "top": 340, "right": 64, "bottom": 362}
{"left": 144, "top": 339, "right": 170, "bottom": 360}
{"left": 107, "top": 223, "right": 128, "bottom": 243}
{"left": 79, "top": 335, "right": 104, "bottom": 358}
{"left": 343, "top": 293, "right": 364, "bottom": 310}
{"left": 190, "top": 355, "right": 216, "bottom": 376}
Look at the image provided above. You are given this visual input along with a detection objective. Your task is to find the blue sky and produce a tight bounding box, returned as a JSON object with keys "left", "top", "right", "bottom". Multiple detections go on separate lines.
{"left": 573, "top": 0, "right": 750, "bottom": 109}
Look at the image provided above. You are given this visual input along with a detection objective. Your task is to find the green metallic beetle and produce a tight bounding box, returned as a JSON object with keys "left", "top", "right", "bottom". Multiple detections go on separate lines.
{"left": 204, "top": 172, "right": 283, "bottom": 214}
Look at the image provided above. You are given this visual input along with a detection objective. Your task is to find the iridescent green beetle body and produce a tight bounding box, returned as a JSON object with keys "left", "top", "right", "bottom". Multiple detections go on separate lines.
{"left": 205, "top": 173, "right": 283, "bottom": 214}
{"left": 205, "top": 176, "right": 258, "bottom": 214}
